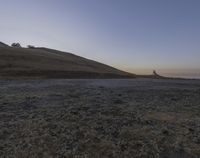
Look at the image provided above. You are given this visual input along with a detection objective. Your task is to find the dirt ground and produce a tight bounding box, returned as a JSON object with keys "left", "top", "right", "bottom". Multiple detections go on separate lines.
{"left": 1, "top": 79, "right": 200, "bottom": 158}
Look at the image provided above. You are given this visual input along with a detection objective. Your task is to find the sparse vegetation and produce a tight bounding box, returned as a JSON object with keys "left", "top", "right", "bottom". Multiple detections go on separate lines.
{"left": 27, "top": 45, "right": 35, "bottom": 49}
{"left": 11, "top": 43, "right": 21, "bottom": 48}
{"left": 1, "top": 79, "right": 200, "bottom": 157}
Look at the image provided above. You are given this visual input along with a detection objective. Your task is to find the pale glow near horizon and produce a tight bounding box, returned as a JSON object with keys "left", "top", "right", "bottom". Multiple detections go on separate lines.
{"left": 0, "top": 0, "right": 200, "bottom": 78}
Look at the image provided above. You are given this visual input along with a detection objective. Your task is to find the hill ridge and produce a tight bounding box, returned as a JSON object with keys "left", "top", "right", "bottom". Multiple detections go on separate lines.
{"left": 0, "top": 45, "right": 135, "bottom": 79}
{"left": 0, "top": 42, "right": 9, "bottom": 47}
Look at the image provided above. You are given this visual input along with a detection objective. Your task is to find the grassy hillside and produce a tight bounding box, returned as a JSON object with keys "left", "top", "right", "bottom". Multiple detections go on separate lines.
{"left": 0, "top": 42, "right": 9, "bottom": 47}
{"left": 0, "top": 47, "right": 135, "bottom": 78}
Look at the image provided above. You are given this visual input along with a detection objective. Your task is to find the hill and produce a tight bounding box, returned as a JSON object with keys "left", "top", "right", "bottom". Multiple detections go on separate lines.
{"left": 0, "top": 46, "right": 135, "bottom": 78}
{"left": 0, "top": 42, "right": 9, "bottom": 47}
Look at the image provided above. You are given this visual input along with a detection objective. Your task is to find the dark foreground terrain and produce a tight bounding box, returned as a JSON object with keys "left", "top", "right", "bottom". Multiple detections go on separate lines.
{"left": 1, "top": 79, "right": 200, "bottom": 158}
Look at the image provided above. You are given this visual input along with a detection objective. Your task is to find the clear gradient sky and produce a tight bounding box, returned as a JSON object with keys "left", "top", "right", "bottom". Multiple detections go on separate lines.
{"left": 0, "top": 0, "right": 200, "bottom": 78}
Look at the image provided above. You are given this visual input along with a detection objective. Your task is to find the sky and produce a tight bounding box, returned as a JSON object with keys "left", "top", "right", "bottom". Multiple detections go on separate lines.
{"left": 0, "top": 0, "right": 200, "bottom": 78}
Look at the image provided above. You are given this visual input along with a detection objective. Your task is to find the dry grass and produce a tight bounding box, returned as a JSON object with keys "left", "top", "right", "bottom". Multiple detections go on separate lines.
{"left": 0, "top": 47, "right": 133, "bottom": 78}
{"left": 1, "top": 79, "right": 200, "bottom": 157}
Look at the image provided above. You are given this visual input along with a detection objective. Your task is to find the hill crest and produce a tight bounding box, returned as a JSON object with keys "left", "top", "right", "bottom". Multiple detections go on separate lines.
{"left": 0, "top": 45, "right": 135, "bottom": 79}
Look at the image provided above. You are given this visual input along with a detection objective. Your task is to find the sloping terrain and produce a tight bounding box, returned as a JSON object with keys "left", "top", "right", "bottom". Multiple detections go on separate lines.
{"left": 0, "top": 42, "right": 9, "bottom": 47}
{"left": 0, "top": 46, "right": 134, "bottom": 78}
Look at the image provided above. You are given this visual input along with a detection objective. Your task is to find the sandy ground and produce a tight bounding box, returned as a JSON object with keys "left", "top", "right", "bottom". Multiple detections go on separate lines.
{"left": 1, "top": 79, "right": 200, "bottom": 158}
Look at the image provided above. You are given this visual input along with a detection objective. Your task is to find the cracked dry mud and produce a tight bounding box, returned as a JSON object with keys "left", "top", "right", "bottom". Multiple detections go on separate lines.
{"left": 1, "top": 79, "right": 200, "bottom": 158}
